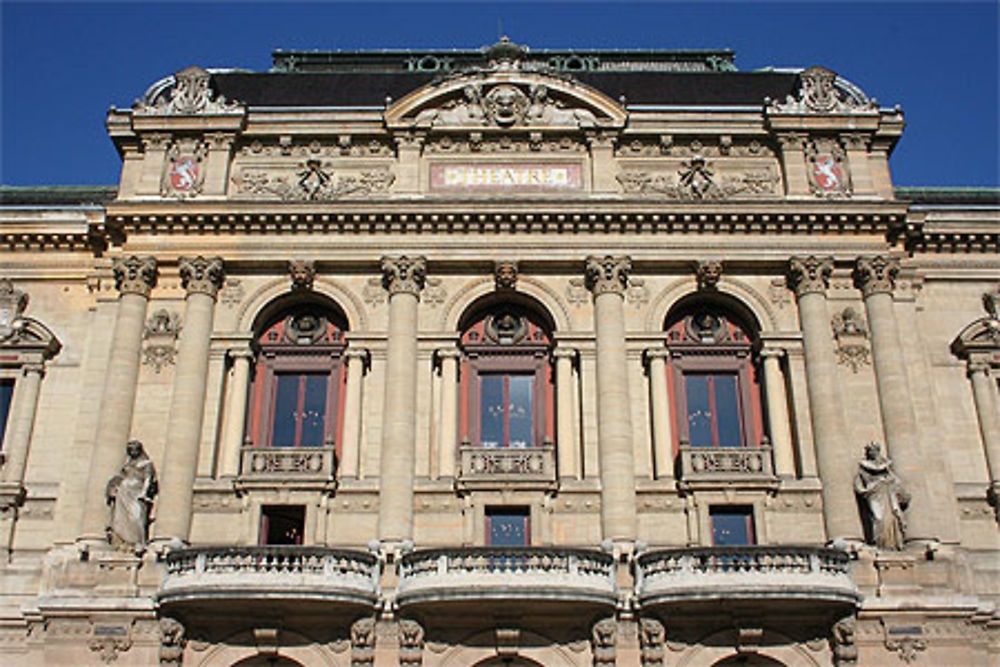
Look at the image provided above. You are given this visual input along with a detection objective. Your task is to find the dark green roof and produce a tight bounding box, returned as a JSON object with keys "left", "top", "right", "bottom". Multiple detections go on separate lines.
{"left": 0, "top": 186, "right": 118, "bottom": 206}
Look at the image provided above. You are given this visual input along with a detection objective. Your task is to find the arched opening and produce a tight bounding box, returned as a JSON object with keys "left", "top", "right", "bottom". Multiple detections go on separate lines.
{"left": 458, "top": 295, "right": 555, "bottom": 453}
{"left": 713, "top": 654, "right": 786, "bottom": 666}
{"left": 474, "top": 657, "right": 546, "bottom": 667}
{"left": 244, "top": 294, "right": 350, "bottom": 486}
{"left": 231, "top": 656, "right": 304, "bottom": 667}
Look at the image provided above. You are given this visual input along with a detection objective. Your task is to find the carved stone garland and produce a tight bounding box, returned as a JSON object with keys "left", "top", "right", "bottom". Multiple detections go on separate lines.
{"left": 832, "top": 306, "right": 870, "bottom": 373}
{"left": 142, "top": 309, "right": 181, "bottom": 373}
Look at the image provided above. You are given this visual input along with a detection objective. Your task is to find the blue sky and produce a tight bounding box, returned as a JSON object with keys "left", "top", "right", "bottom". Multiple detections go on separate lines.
{"left": 2, "top": 1, "right": 998, "bottom": 187}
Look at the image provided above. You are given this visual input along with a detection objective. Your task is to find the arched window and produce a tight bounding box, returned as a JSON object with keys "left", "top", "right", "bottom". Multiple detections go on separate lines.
{"left": 665, "top": 299, "right": 764, "bottom": 451}
{"left": 459, "top": 303, "right": 554, "bottom": 450}
{"left": 247, "top": 303, "right": 347, "bottom": 458}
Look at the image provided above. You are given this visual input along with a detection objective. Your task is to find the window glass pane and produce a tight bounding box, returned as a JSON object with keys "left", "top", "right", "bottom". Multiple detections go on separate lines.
{"left": 0, "top": 380, "right": 13, "bottom": 450}
{"left": 711, "top": 507, "right": 755, "bottom": 545}
{"left": 271, "top": 374, "right": 299, "bottom": 447}
{"left": 713, "top": 374, "right": 742, "bottom": 447}
{"left": 507, "top": 375, "right": 534, "bottom": 448}
{"left": 685, "top": 375, "right": 713, "bottom": 447}
{"left": 300, "top": 374, "right": 328, "bottom": 447}
{"left": 480, "top": 375, "right": 504, "bottom": 448}
{"left": 488, "top": 512, "right": 529, "bottom": 546}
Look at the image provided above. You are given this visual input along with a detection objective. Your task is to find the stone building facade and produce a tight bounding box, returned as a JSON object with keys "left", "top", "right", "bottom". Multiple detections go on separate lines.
{"left": 0, "top": 41, "right": 998, "bottom": 666}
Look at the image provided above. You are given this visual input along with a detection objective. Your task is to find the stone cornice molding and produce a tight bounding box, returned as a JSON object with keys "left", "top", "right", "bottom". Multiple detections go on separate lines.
{"left": 381, "top": 255, "right": 427, "bottom": 297}
{"left": 179, "top": 256, "right": 225, "bottom": 298}
{"left": 113, "top": 255, "right": 158, "bottom": 297}
{"left": 852, "top": 255, "right": 899, "bottom": 298}
{"left": 584, "top": 255, "right": 631, "bottom": 297}
{"left": 787, "top": 256, "right": 833, "bottom": 297}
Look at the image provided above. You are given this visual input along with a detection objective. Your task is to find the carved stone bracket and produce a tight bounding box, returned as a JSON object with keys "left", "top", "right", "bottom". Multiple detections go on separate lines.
{"left": 179, "top": 256, "right": 225, "bottom": 298}
{"left": 289, "top": 260, "right": 316, "bottom": 291}
{"left": 639, "top": 618, "right": 665, "bottom": 667}
{"left": 853, "top": 256, "right": 899, "bottom": 298}
{"left": 113, "top": 256, "right": 158, "bottom": 297}
{"left": 830, "top": 616, "right": 858, "bottom": 665}
{"left": 787, "top": 256, "right": 833, "bottom": 297}
{"left": 159, "top": 617, "right": 185, "bottom": 665}
{"left": 89, "top": 624, "right": 133, "bottom": 664}
{"left": 832, "top": 307, "right": 870, "bottom": 373}
{"left": 495, "top": 260, "right": 518, "bottom": 291}
{"left": 884, "top": 624, "right": 927, "bottom": 664}
{"left": 591, "top": 617, "right": 617, "bottom": 666}
{"left": 350, "top": 617, "right": 376, "bottom": 667}
{"left": 143, "top": 309, "right": 181, "bottom": 373}
{"left": 381, "top": 256, "right": 427, "bottom": 297}
{"left": 399, "top": 619, "right": 425, "bottom": 667}
{"left": 585, "top": 256, "right": 631, "bottom": 297}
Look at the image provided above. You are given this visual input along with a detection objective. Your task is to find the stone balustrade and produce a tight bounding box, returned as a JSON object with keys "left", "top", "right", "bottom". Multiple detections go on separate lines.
{"left": 636, "top": 546, "right": 859, "bottom": 609}
{"left": 458, "top": 444, "right": 556, "bottom": 489}
{"left": 159, "top": 546, "right": 378, "bottom": 608}
{"left": 678, "top": 444, "right": 776, "bottom": 483}
{"left": 240, "top": 446, "right": 336, "bottom": 479}
{"left": 397, "top": 547, "right": 617, "bottom": 608}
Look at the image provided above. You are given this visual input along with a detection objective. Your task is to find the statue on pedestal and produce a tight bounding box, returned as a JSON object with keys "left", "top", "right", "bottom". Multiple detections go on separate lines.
{"left": 106, "top": 440, "right": 158, "bottom": 551}
{"left": 854, "top": 441, "right": 909, "bottom": 549}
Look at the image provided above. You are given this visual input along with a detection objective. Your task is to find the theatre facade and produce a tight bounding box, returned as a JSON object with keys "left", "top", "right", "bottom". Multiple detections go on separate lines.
{"left": 0, "top": 41, "right": 998, "bottom": 666}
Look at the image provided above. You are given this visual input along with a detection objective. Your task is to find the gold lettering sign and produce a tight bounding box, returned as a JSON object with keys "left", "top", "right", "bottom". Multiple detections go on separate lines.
{"left": 430, "top": 164, "right": 583, "bottom": 191}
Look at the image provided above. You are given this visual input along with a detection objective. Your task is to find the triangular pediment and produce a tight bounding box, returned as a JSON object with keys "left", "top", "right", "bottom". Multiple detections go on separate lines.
{"left": 385, "top": 70, "right": 627, "bottom": 131}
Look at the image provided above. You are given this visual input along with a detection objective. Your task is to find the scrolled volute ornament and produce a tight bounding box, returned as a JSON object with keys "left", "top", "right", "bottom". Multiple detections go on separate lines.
{"left": 584, "top": 255, "right": 632, "bottom": 297}
{"left": 136, "top": 65, "right": 242, "bottom": 115}
{"left": 381, "top": 256, "right": 427, "bottom": 297}
{"left": 113, "top": 256, "right": 158, "bottom": 297}
{"left": 853, "top": 256, "right": 899, "bottom": 298}
{"left": 787, "top": 256, "right": 833, "bottom": 297}
{"left": 767, "top": 66, "right": 876, "bottom": 114}
{"left": 179, "top": 256, "right": 225, "bottom": 298}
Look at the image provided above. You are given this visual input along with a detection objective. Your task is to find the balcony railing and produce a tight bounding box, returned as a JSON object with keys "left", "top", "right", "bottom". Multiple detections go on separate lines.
{"left": 677, "top": 444, "right": 776, "bottom": 483}
{"left": 159, "top": 546, "right": 378, "bottom": 608}
{"left": 240, "top": 446, "right": 336, "bottom": 479}
{"left": 397, "top": 547, "right": 616, "bottom": 607}
{"left": 458, "top": 444, "right": 556, "bottom": 489}
{"left": 636, "top": 546, "right": 859, "bottom": 608}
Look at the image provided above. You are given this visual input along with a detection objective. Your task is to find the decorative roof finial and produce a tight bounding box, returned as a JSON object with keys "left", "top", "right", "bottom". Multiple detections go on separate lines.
{"left": 483, "top": 36, "right": 528, "bottom": 68}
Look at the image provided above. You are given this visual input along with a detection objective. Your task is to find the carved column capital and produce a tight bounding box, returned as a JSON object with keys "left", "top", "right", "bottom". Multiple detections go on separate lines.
{"left": 758, "top": 347, "right": 786, "bottom": 360}
{"left": 113, "top": 256, "right": 158, "bottom": 297}
{"left": 967, "top": 359, "right": 993, "bottom": 377}
{"left": 585, "top": 255, "right": 631, "bottom": 296}
{"left": 381, "top": 255, "right": 427, "bottom": 296}
{"left": 776, "top": 132, "right": 808, "bottom": 150}
{"left": 552, "top": 347, "right": 579, "bottom": 361}
{"left": 434, "top": 347, "right": 461, "bottom": 362}
{"left": 643, "top": 347, "right": 670, "bottom": 365}
{"left": 227, "top": 347, "right": 254, "bottom": 362}
{"left": 787, "top": 256, "right": 833, "bottom": 297}
{"left": 840, "top": 133, "right": 871, "bottom": 151}
{"left": 853, "top": 256, "right": 899, "bottom": 298}
{"left": 179, "top": 256, "right": 225, "bottom": 298}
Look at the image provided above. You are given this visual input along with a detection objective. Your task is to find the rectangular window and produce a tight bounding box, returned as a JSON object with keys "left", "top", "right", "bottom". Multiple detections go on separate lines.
{"left": 0, "top": 379, "right": 13, "bottom": 451}
{"left": 486, "top": 507, "right": 530, "bottom": 546}
{"left": 710, "top": 506, "right": 756, "bottom": 546}
{"left": 479, "top": 373, "right": 534, "bottom": 448}
{"left": 259, "top": 505, "right": 305, "bottom": 545}
{"left": 685, "top": 373, "right": 743, "bottom": 447}
{"left": 270, "top": 372, "right": 328, "bottom": 447}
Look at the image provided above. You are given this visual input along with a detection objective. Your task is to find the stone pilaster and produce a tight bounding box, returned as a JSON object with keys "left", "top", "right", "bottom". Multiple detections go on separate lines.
{"left": 760, "top": 348, "right": 796, "bottom": 478}
{"left": 339, "top": 348, "right": 369, "bottom": 480}
{"left": 154, "top": 257, "right": 224, "bottom": 544}
{"left": 553, "top": 347, "right": 580, "bottom": 481}
{"left": 968, "top": 360, "right": 1000, "bottom": 500}
{"left": 377, "top": 256, "right": 426, "bottom": 542}
{"left": 841, "top": 133, "right": 875, "bottom": 197}
{"left": 435, "top": 348, "right": 460, "bottom": 480}
{"left": 218, "top": 348, "right": 253, "bottom": 478}
{"left": 776, "top": 132, "right": 810, "bottom": 196}
{"left": 0, "top": 363, "right": 43, "bottom": 486}
{"left": 79, "top": 256, "right": 157, "bottom": 545}
{"left": 853, "top": 256, "right": 937, "bottom": 541}
{"left": 644, "top": 348, "right": 674, "bottom": 481}
{"left": 585, "top": 255, "right": 637, "bottom": 542}
{"left": 787, "top": 256, "right": 860, "bottom": 541}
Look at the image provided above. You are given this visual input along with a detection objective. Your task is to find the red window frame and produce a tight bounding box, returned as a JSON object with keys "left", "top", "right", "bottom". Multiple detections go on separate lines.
{"left": 672, "top": 358, "right": 758, "bottom": 449}
{"left": 464, "top": 354, "right": 552, "bottom": 448}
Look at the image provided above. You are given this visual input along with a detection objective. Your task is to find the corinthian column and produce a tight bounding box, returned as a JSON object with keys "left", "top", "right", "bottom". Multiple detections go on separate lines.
{"left": 154, "top": 257, "right": 224, "bottom": 544}
{"left": 585, "top": 256, "right": 637, "bottom": 542}
{"left": 0, "top": 363, "right": 44, "bottom": 486}
{"left": 79, "top": 256, "right": 157, "bottom": 545}
{"left": 968, "top": 361, "right": 1000, "bottom": 500}
{"left": 377, "top": 256, "right": 425, "bottom": 543}
{"left": 853, "top": 256, "right": 935, "bottom": 541}
{"left": 787, "top": 257, "right": 860, "bottom": 541}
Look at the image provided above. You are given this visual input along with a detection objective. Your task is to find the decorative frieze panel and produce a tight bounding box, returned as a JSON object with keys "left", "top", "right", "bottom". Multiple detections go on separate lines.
{"left": 240, "top": 446, "right": 336, "bottom": 479}
{"left": 617, "top": 158, "right": 781, "bottom": 199}
{"left": 425, "top": 135, "right": 585, "bottom": 154}
{"left": 459, "top": 445, "right": 555, "bottom": 488}
{"left": 616, "top": 136, "right": 771, "bottom": 158}
{"left": 231, "top": 159, "right": 394, "bottom": 200}
{"left": 678, "top": 444, "right": 776, "bottom": 482}
{"left": 238, "top": 137, "right": 394, "bottom": 158}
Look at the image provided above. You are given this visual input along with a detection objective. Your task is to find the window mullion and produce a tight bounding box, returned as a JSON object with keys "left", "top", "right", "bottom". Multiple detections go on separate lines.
{"left": 503, "top": 374, "right": 511, "bottom": 448}
{"left": 294, "top": 374, "right": 306, "bottom": 447}
{"left": 708, "top": 375, "right": 720, "bottom": 447}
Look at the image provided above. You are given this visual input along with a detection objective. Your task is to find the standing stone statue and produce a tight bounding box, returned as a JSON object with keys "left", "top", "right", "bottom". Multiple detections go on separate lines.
{"left": 106, "top": 440, "right": 158, "bottom": 551}
{"left": 854, "top": 441, "right": 910, "bottom": 549}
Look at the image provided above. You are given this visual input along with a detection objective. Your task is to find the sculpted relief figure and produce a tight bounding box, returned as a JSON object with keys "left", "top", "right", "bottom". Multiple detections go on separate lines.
{"left": 854, "top": 442, "right": 910, "bottom": 550}
{"left": 414, "top": 85, "right": 487, "bottom": 127}
{"left": 106, "top": 440, "right": 158, "bottom": 551}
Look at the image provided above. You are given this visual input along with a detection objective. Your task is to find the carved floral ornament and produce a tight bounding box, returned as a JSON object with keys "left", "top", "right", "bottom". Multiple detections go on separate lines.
{"left": 584, "top": 255, "right": 631, "bottom": 296}
{"left": 113, "top": 256, "right": 158, "bottom": 297}
{"left": 381, "top": 256, "right": 427, "bottom": 296}
{"left": 179, "top": 256, "right": 225, "bottom": 297}
{"left": 617, "top": 157, "right": 781, "bottom": 200}
{"left": 231, "top": 159, "right": 394, "bottom": 201}
{"left": 853, "top": 256, "right": 900, "bottom": 298}
{"left": 832, "top": 306, "right": 871, "bottom": 373}
{"left": 766, "top": 65, "right": 878, "bottom": 115}
{"left": 142, "top": 309, "right": 181, "bottom": 373}
{"left": 787, "top": 256, "right": 834, "bottom": 297}
{"left": 133, "top": 65, "right": 242, "bottom": 115}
